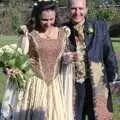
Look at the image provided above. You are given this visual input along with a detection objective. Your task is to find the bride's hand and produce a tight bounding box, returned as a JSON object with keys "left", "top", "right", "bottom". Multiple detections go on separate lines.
{"left": 63, "top": 52, "right": 73, "bottom": 64}
{"left": 3, "top": 66, "right": 13, "bottom": 76}
{"left": 63, "top": 52, "right": 79, "bottom": 64}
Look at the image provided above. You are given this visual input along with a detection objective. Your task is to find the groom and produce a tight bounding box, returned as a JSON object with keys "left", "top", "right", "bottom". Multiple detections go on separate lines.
{"left": 63, "top": 0, "right": 118, "bottom": 119}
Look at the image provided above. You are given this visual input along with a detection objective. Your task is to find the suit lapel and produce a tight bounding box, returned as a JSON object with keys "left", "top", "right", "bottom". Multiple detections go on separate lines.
{"left": 84, "top": 20, "right": 95, "bottom": 50}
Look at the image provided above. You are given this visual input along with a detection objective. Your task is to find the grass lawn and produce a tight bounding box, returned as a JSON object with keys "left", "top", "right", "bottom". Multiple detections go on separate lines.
{"left": 0, "top": 35, "right": 18, "bottom": 47}
{"left": 112, "top": 94, "right": 120, "bottom": 120}
{"left": 112, "top": 38, "right": 120, "bottom": 53}
{"left": 0, "top": 35, "right": 120, "bottom": 119}
{"left": 113, "top": 42, "right": 120, "bottom": 53}
{"left": 0, "top": 69, "right": 6, "bottom": 104}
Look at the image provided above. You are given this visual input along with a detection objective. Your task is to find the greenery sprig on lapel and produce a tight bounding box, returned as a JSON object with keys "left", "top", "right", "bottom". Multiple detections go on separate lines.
{"left": 88, "top": 26, "right": 94, "bottom": 34}
{"left": 84, "top": 20, "right": 95, "bottom": 35}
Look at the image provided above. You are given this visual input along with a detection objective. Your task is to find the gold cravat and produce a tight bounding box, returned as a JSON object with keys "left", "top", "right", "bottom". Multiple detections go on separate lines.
{"left": 73, "top": 23, "right": 86, "bottom": 82}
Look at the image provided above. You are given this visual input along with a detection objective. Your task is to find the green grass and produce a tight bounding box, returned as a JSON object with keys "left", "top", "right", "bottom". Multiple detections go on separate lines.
{"left": 0, "top": 69, "right": 6, "bottom": 103}
{"left": 0, "top": 35, "right": 120, "bottom": 119}
{"left": 112, "top": 38, "right": 120, "bottom": 41}
{"left": 113, "top": 42, "right": 120, "bottom": 53}
{"left": 112, "top": 38, "right": 120, "bottom": 53}
{"left": 112, "top": 95, "right": 120, "bottom": 120}
{"left": 0, "top": 35, "right": 18, "bottom": 47}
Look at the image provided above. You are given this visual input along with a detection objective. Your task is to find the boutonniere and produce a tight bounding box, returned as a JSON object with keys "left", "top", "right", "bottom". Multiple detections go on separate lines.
{"left": 88, "top": 27, "right": 94, "bottom": 34}
{"left": 84, "top": 23, "right": 95, "bottom": 34}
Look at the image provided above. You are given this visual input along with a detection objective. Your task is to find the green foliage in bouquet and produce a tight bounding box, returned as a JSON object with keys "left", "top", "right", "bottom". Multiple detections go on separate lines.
{"left": 0, "top": 44, "right": 34, "bottom": 90}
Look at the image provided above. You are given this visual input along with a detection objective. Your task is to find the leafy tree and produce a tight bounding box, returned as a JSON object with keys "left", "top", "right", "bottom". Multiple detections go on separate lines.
{"left": 0, "top": 0, "right": 9, "bottom": 5}
{"left": 87, "top": 0, "right": 100, "bottom": 19}
{"left": 114, "top": 0, "right": 120, "bottom": 4}
{"left": 88, "top": 0, "right": 120, "bottom": 24}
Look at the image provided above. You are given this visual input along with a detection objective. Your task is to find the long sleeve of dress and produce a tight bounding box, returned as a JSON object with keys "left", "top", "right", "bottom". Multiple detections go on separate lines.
{"left": 19, "top": 25, "right": 29, "bottom": 55}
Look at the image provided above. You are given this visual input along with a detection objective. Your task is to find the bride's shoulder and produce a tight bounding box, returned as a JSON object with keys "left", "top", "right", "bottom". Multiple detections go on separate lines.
{"left": 59, "top": 26, "right": 71, "bottom": 38}
{"left": 18, "top": 25, "right": 28, "bottom": 35}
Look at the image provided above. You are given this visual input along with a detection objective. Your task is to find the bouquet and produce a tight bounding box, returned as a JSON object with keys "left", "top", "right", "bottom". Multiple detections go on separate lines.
{"left": 0, "top": 44, "right": 34, "bottom": 90}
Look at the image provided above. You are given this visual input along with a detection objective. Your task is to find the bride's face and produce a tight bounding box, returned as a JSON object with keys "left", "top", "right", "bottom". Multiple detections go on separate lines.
{"left": 40, "top": 10, "right": 56, "bottom": 30}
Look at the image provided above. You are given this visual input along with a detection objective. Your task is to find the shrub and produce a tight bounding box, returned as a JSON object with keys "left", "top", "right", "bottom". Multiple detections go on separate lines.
{"left": 0, "top": 5, "right": 23, "bottom": 34}
{"left": 9, "top": 7, "right": 22, "bottom": 33}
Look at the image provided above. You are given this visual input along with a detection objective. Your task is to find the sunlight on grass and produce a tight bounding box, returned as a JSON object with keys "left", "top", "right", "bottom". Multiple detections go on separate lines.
{"left": 112, "top": 38, "right": 120, "bottom": 52}
{"left": 0, "top": 35, "right": 18, "bottom": 47}
{"left": 113, "top": 43, "right": 120, "bottom": 53}
{"left": 112, "top": 38, "right": 120, "bottom": 53}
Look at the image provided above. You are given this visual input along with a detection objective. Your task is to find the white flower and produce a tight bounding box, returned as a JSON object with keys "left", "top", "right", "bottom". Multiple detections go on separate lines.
{"left": 0, "top": 44, "right": 23, "bottom": 57}
{"left": 34, "top": 2, "right": 38, "bottom": 6}
{"left": 9, "top": 43, "right": 17, "bottom": 48}
{"left": 0, "top": 45, "right": 14, "bottom": 54}
{"left": 9, "top": 44, "right": 23, "bottom": 54}
{"left": 88, "top": 27, "right": 94, "bottom": 33}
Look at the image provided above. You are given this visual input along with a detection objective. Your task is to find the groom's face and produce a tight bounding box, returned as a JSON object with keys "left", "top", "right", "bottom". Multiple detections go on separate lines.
{"left": 69, "top": 0, "right": 88, "bottom": 24}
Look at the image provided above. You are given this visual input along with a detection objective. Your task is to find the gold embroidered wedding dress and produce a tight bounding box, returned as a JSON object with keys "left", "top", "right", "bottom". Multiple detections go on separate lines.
{"left": 13, "top": 27, "right": 74, "bottom": 120}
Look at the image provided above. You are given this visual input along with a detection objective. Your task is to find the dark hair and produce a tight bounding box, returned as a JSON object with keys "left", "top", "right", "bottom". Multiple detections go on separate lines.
{"left": 27, "top": 1, "right": 57, "bottom": 31}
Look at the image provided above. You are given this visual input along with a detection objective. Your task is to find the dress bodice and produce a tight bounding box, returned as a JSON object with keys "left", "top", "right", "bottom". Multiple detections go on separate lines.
{"left": 28, "top": 27, "right": 68, "bottom": 84}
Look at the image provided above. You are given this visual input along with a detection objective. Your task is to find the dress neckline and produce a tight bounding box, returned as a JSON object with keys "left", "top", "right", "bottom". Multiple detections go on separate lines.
{"left": 33, "top": 27, "right": 60, "bottom": 40}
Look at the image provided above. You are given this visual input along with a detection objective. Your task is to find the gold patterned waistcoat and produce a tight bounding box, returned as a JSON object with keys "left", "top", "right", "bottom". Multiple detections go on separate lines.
{"left": 74, "top": 23, "right": 86, "bottom": 83}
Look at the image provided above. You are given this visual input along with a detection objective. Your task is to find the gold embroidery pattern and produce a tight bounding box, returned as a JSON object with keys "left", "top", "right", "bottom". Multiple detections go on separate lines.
{"left": 90, "top": 62, "right": 111, "bottom": 119}
{"left": 74, "top": 23, "right": 86, "bottom": 82}
{"left": 28, "top": 28, "right": 69, "bottom": 84}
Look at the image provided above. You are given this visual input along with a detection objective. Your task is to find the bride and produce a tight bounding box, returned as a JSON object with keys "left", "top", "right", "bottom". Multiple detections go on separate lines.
{"left": 0, "top": 1, "right": 74, "bottom": 120}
